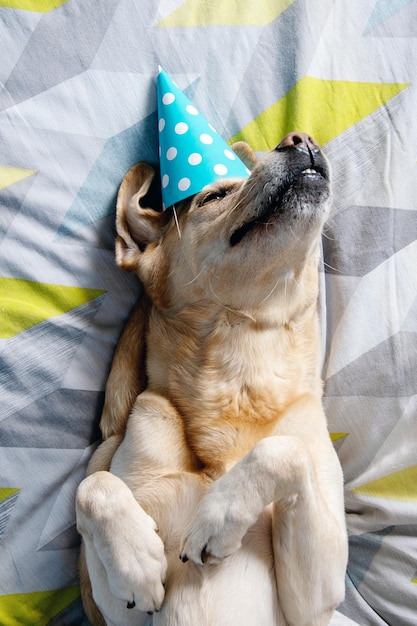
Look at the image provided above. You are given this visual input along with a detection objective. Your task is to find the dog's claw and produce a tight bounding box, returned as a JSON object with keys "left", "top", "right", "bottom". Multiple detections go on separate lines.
{"left": 180, "top": 553, "right": 188, "bottom": 563}
{"left": 127, "top": 600, "right": 135, "bottom": 609}
{"left": 201, "top": 544, "right": 209, "bottom": 564}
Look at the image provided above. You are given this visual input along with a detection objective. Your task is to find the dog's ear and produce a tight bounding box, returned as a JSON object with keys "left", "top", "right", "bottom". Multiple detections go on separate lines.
{"left": 115, "top": 163, "right": 170, "bottom": 272}
{"left": 231, "top": 142, "right": 258, "bottom": 170}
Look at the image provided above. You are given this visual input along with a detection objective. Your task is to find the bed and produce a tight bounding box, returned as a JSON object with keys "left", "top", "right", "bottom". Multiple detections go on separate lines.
{"left": 0, "top": 1, "right": 416, "bottom": 624}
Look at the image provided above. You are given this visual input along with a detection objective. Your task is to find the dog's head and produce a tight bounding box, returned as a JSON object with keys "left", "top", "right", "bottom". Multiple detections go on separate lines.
{"left": 116, "top": 133, "right": 330, "bottom": 319}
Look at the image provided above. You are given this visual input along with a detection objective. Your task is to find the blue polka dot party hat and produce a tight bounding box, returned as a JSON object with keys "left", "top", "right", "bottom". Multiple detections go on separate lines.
{"left": 157, "top": 67, "right": 250, "bottom": 210}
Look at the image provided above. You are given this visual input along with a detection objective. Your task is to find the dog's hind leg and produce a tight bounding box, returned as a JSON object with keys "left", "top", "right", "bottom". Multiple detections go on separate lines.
{"left": 79, "top": 542, "right": 107, "bottom": 626}
{"left": 77, "top": 434, "right": 125, "bottom": 625}
{"left": 269, "top": 438, "right": 347, "bottom": 626}
{"left": 100, "top": 293, "right": 151, "bottom": 439}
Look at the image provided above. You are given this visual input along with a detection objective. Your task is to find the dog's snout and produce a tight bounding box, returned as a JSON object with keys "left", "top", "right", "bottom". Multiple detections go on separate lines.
{"left": 276, "top": 131, "right": 319, "bottom": 154}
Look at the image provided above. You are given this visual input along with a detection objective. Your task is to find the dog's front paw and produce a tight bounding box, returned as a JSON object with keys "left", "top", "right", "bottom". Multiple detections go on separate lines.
{"left": 100, "top": 509, "right": 167, "bottom": 614}
{"left": 179, "top": 485, "right": 256, "bottom": 566}
{"left": 78, "top": 472, "right": 167, "bottom": 615}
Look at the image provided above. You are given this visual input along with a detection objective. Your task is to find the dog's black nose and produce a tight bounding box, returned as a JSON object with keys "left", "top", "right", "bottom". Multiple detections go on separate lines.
{"left": 276, "top": 131, "right": 319, "bottom": 153}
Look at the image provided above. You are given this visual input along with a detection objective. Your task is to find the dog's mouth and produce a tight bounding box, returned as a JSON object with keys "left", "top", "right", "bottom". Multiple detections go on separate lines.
{"left": 229, "top": 163, "right": 328, "bottom": 247}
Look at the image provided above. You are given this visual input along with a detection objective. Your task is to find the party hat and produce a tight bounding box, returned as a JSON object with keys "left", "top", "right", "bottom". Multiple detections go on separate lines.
{"left": 157, "top": 67, "right": 250, "bottom": 210}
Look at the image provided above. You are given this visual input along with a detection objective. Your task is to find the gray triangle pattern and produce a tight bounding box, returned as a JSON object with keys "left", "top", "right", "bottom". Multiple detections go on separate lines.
{"left": 0, "top": 490, "right": 20, "bottom": 540}
{"left": 325, "top": 330, "right": 417, "bottom": 397}
{"left": 224, "top": 0, "right": 334, "bottom": 140}
{"left": 0, "top": 0, "right": 120, "bottom": 110}
{"left": 38, "top": 524, "right": 80, "bottom": 552}
{"left": 0, "top": 299, "right": 104, "bottom": 422}
{"left": 0, "top": 389, "right": 102, "bottom": 449}
{"left": 323, "top": 205, "right": 417, "bottom": 277}
{"left": 0, "top": 174, "right": 37, "bottom": 244}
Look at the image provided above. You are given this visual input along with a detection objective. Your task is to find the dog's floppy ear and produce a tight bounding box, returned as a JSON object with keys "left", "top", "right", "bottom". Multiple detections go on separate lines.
{"left": 115, "top": 163, "right": 170, "bottom": 272}
{"left": 231, "top": 142, "right": 258, "bottom": 171}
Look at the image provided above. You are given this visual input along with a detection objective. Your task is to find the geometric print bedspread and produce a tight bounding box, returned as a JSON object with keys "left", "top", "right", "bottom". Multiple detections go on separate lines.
{"left": 0, "top": 1, "right": 416, "bottom": 624}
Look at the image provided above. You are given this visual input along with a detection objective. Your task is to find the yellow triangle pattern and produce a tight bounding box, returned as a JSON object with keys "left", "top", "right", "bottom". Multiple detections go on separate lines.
{"left": 157, "top": 0, "right": 295, "bottom": 27}
{"left": 0, "top": 488, "right": 20, "bottom": 503}
{"left": 0, "top": 0, "right": 68, "bottom": 10}
{"left": 352, "top": 465, "right": 417, "bottom": 502}
{"left": 230, "top": 77, "right": 410, "bottom": 150}
{"left": 0, "top": 586, "right": 80, "bottom": 625}
{"left": 0, "top": 277, "right": 106, "bottom": 339}
{"left": 330, "top": 432, "right": 348, "bottom": 442}
{"left": 0, "top": 167, "right": 36, "bottom": 191}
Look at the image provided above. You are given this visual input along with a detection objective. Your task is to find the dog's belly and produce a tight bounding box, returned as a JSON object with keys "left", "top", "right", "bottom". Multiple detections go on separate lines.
{"left": 155, "top": 508, "right": 285, "bottom": 626}
{"left": 107, "top": 390, "right": 301, "bottom": 624}
{"left": 110, "top": 447, "right": 285, "bottom": 625}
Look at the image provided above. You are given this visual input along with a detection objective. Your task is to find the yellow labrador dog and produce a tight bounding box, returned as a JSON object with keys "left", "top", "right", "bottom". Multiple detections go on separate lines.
{"left": 76, "top": 132, "right": 348, "bottom": 626}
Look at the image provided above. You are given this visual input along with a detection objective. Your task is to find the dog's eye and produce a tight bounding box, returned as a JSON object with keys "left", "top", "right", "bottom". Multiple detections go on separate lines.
{"left": 198, "top": 189, "right": 229, "bottom": 207}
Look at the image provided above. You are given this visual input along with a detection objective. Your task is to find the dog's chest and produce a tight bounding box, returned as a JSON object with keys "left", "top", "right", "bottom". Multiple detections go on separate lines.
{"left": 174, "top": 365, "right": 294, "bottom": 473}
{"left": 152, "top": 310, "right": 320, "bottom": 473}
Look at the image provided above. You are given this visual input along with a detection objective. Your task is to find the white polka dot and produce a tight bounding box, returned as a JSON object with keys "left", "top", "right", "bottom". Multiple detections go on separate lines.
{"left": 178, "top": 177, "right": 191, "bottom": 191}
{"left": 188, "top": 152, "right": 202, "bottom": 165}
{"left": 214, "top": 164, "right": 228, "bottom": 176}
{"left": 159, "top": 118, "right": 165, "bottom": 132}
{"left": 162, "top": 92, "right": 175, "bottom": 105}
{"left": 175, "top": 122, "right": 189, "bottom": 135}
{"left": 162, "top": 174, "right": 169, "bottom": 188}
{"left": 166, "top": 147, "right": 177, "bottom": 160}
{"left": 186, "top": 104, "right": 198, "bottom": 115}
{"left": 224, "top": 149, "right": 236, "bottom": 160}
{"left": 200, "top": 133, "right": 213, "bottom": 145}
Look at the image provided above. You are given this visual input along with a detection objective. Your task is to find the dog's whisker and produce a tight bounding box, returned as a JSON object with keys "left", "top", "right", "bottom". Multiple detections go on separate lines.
{"left": 207, "top": 274, "right": 254, "bottom": 320}
{"left": 169, "top": 213, "right": 208, "bottom": 287}
{"left": 172, "top": 205, "right": 182, "bottom": 239}
{"left": 207, "top": 274, "right": 227, "bottom": 308}
{"left": 184, "top": 266, "right": 206, "bottom": 286}
{"left": 323, "top": 261, "right": 341, "bottom": 273}
{"left": 225, "top": 182, "right": 257, "bottom": 220}
{"left": 289, "top": 225, "right": 305, "bottom": 246}
{"left": 259, "top": 278, "right": 281, "bottom": 306}
{"left": 283, "top": 276, "right": 288, "bottom": 307}
{"left": 321, "top": 229, "right": 336, "bottom": 241}
{"left": 176, "top": 240, "right": 209, "bottom": 286}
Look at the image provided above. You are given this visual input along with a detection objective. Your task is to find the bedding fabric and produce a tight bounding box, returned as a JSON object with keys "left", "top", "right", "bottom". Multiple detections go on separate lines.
{"left": 0, "top": 1, "right": 416, "bottom": 624}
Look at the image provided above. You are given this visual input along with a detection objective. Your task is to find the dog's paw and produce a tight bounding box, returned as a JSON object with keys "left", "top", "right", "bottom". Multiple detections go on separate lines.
{"left": 97, "top": 507, "right": 167, "bottom": 614}
{"left": 78, "top": 473, "right": 168, "bottom": 614}
{"left": 179, "top": 486, "right": 256, "bottom": 566}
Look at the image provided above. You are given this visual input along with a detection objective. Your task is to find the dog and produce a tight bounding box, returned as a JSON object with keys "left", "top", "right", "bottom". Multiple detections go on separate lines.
{"left": 76, "top": 132, "right": 348, "bottom": 626}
